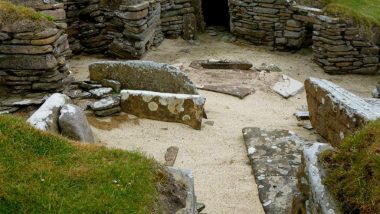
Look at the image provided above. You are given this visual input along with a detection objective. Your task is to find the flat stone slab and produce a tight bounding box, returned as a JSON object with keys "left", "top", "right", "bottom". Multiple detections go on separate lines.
{"left": 242, "top": 127, "right": 311, "bottom": 214}
{"left": 197, "top": 84, "right": 253, "bottom": 99}
{"left": 89, "top": 61, "right": 198, "bottom": 94}
{"left": 120, "top": 90, "right": 205, "bottom": 130}
{"left": 272, "top": 75, "right": 303, "bottom": 98}
{"left": 200, "top": 59, "right": 253, "bottom": 70}
{"left": 0, "top": 92, "right": 50, "bottom": 106}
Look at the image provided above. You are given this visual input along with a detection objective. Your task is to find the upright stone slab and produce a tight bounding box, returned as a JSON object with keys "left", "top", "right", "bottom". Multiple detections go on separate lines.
{"left": 89, "top": 61, "right": 198, "bottom": 94}
{"left": 120, "top": 90, "right": 205, "bottom": 129}
{"left": 305, "top": 77, "right": 380, "bottom": 146}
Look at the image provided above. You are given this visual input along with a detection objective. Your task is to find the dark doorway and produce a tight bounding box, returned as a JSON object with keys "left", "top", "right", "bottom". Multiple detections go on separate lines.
{"left": 202, "top": 0, "right": 230, "bottom": 27}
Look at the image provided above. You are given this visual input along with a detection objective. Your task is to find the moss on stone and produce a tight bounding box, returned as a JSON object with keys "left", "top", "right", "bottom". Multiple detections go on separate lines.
{"left": 0, "top": 1, "right": 54, "bottom": 25}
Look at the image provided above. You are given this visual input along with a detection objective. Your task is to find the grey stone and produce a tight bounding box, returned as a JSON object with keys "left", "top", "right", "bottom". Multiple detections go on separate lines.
{"left": 27, "top": 93, "right": 71, "bottom": 133}
{"left": 272, "top": 75, "right": 303, "bottom": 98}
{"left": 0, "top": 54, "right": 57, "bottom": 70}
{"left": 89, "top": 87, "right": 113, "bottom": 98}
{"left": 58, "top": 104, "right": 95, "bottom": 143}
{"left": 89, "top": 61, "right": 198, "bottom": 95}
{"left": 242, "top": 127, "right": 311, "bottom": 214}
{"left": 94, "top": 106, "right": 121, "bottom": 117}
{"left": 304, "top": 143, "right": 340, "bottom": 214}
{"left": 101, "top": 79, "right": 121, "bottom": 92}
{"left": 164, "top": 146, "right": 179, "bottom": 166}
{"left": 167, "top": 167, "right": 196, "bottom": 214}
{"left": 294, "top": 111, "right": 310, "bottom": 120}
{"left": 90, "top": 96, "right": 120, "bottom": 111}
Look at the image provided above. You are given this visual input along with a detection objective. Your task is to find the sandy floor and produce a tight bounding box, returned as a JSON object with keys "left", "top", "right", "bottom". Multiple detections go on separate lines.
{"left": 69, "top": 32, "right": 380, "bottom": 213}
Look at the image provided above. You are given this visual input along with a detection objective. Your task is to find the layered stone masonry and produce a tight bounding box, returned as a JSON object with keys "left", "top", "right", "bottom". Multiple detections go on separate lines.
{"left": 0, "top": 2, "right": 70, "bottom": 94}
{"left": 59, "top": 0, "right": 163, "bottom": 58}
{"left": 229, "top": 1, "right": 379, "bottom": 74}
{"left": 305, "top": 77, "right": 380, "bottom": 146}
{"left": 161, "top": 0, "right": 196, "bottom": 39}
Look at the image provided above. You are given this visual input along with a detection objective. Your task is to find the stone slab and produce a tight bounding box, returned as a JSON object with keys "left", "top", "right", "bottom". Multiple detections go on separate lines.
{"left": 304, "top": 143, "right": 339, "bottom": 214}
{"left": 120, "top": 90, "right": 205, "bottom": 130}
{"left": 272, "top": 74, "right": 303, "bottom": 98}
{"left": 89, "top": 61, "right": 198, "bottom": 95}
{"left": 305, "top": 77, "right": 380, "bottom": 146}
{"left": 242, "top": 127, "right": 312, "bottom": 214}
{"left": 198, "top": 84, "right": 253, "bottom": 99}
{"left": 200, "top": 60, "right": 253, "bottom": 70}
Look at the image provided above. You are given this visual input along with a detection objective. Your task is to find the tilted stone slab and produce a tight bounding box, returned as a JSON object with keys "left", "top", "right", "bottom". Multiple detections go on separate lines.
{"left": 242, "top": 127, "right": 312, "bottom": 214}
{"left": 305, "top": 77, "right": 380, "bottom": 146}
{"left": 120, "top": 90, "right": 205, "bottom": 129}
{"left": 27, "top": 93, "right": 71, "bottom": 134}
{"left": 89, "top": 61, "right": 198, "bottom": 94}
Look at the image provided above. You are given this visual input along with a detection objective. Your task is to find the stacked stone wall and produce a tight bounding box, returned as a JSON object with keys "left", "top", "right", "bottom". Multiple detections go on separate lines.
{"left": 229, "top": 1, "right": 379, "bottom": 74}
{"left": 60, "top": 0, "right": 163, "bottom": 58}
{"left": 161, "top": 0, "right": 196, "bottom": 39}
{"left": 230, "top": 0, "right": 295, "bottom": 47}
{"left": 0, "top": 2, "right": 70, "bottom": 93}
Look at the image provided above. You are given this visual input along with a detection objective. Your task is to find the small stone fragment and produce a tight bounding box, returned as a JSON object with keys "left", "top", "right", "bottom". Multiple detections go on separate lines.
{"left": 101, "top": 79, "right": 121, "bottom": 92}
{"left": 91, "top": 96, "right": 120, "bottom": 111}
{"left": 272, "top": 75, "right": 303, "bottom": 98}
{"left": 89, "top": 87, "right": 113, "bottom": 98}
{"left": 94, "top": 106, "right": 121, "bottom": 117}
{"left": 294, "top": 111, "right": 310, "bottom": 120}
{"left": 164, "top": 146, "right": 179, "bottom": 167}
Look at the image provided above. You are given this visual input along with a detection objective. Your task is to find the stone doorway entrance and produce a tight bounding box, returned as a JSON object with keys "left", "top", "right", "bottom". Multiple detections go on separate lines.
{"left": 202, "top": 0, "right": 230, "bottom": 27}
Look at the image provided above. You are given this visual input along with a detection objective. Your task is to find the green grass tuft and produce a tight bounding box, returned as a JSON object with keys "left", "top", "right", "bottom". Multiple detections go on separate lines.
{"left": 0, "top": 115, "right": 162, "bottom": 213}
{"left": 324, "top": 0, "right": 380, "bottom": 27}
{"left": 320, "top": 119, "right": 380, "bottom": 213}
{"left": 0, "top": 0, "right": 54, "bottom": 24}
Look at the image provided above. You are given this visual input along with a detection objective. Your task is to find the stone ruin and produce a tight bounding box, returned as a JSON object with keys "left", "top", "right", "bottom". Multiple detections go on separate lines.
{"left": 0, "top": 1, "right": 70, "bottom": 94}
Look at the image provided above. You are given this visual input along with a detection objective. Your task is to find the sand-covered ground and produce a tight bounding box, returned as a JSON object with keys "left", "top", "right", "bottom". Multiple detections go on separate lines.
{"left": 69, "top": 32, "right": 379, "bottom": 213}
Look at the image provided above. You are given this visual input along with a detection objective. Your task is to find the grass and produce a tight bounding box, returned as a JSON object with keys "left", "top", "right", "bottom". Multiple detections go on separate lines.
{"left": 0, "top": 0, "right": 54, "bottom": 24}
{"left": 324, "top": 0, "right": 380, "bottom": 27}
{"left": 0, "top": 115, "right": 164, "bottom": 213}
{"left": 320, "top": 119, "right": 380, "bottom": 213}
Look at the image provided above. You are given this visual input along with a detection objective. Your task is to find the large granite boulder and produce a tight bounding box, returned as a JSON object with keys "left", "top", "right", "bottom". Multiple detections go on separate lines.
{"left": 27, "top": 93, "right": 71, "bottom": 133}
{"left": 58, "top": 104, "right": 94, "bottom": 143}
{"left": 89, "top": 61, "right": 198, "bottom": 94}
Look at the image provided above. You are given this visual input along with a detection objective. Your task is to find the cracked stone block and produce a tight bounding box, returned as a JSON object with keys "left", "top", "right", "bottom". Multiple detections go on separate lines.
{"left": 120, "top": 90, "right": 205, "bottom": 130}
{"left": 242, "top": 127, "right": 312, "bottom": 214}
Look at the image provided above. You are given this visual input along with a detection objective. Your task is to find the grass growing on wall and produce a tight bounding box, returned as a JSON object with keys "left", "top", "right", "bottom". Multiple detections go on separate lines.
{"left": 324, "top": 0, "right": 380, "bottom": 26}
{"left": 320, "top": 119, "right": 380, "bottom": 213}
{"left": 0, "top": 0, "right": 53, "bottom": 24}
{"left": 0, "top": 115, "right": 162, "bottom": 213}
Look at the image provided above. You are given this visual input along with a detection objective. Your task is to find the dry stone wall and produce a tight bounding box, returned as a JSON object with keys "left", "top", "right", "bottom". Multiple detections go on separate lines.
{"left": 161, "top": 0, "right": 196, "bottom": 39}
{"left": 59, "top": 0, "right": 163, "bottom": 58}
{"left": 0, "top": 2, "right": 70, "bottom": 94}
{"left": 229, "top": 1, "right": 379, "bottom": 74}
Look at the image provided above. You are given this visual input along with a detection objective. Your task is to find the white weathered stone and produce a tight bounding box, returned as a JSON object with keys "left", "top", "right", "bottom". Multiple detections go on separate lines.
{"left": 27, "top": 93, "right": 71, "bottom": 133}
{"left": 272, "top": 75, "right": 303, "bottom": 98}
